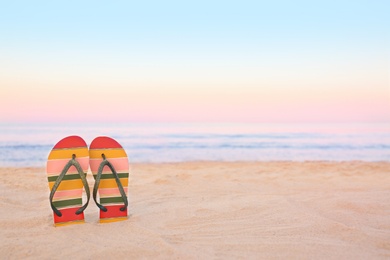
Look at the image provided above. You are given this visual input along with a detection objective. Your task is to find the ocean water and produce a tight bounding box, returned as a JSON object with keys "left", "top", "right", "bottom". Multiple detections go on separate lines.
{"left": 0, "top": 123, "right": 389, "bottom": 167}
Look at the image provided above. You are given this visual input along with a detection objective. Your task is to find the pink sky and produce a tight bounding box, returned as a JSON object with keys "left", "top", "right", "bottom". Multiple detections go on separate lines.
{"left": 1, "top": 74, "right": 389, "bottom": 123}
{"left": 1, "top": 1, "right": 389, "bottom": 124}
{"left": 1, "top": 36, "right": 389, "bottom": 124}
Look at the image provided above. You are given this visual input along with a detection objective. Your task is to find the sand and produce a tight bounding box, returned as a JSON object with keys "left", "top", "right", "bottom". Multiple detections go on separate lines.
{"left": 0, "top": 161, "right": 390, "bottom": 259}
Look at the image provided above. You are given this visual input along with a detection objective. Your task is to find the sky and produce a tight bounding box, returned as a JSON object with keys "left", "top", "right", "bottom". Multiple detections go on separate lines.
{"left": 0, "top": 0, "right": 389, "bottom": 123}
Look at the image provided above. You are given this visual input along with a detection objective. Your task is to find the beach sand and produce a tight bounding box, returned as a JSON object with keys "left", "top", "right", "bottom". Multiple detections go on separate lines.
{"left": 1, "top": 161, "right": 389, "bottom": 259}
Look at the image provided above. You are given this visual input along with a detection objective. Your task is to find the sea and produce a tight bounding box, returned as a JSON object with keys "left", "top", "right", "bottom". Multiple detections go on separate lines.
{"left": 0, "top": 122, "right": 389, "bottom": 167}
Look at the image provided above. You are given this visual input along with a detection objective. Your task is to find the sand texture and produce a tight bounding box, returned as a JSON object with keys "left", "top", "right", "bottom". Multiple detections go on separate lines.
{"left": 0, "top": 161, "right": 390, "bottom": 259}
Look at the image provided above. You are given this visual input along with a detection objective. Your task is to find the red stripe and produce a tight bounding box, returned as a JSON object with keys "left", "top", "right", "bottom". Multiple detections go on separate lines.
{"left": 53, "top": 136, "right": 87, "bottom": 149}
{"left": 100, "top": 205, "right": 128, "bottom": 219}
{"left": 53, "top": 207, "right": 85, "bottom": 224}
{"left": 90, "top": 136, "right": 123, "bottom": 149}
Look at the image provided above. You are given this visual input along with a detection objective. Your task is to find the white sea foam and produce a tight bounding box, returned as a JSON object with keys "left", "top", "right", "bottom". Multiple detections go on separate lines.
{"left": 0, "top": 122, "right": 389, "bottom": 166}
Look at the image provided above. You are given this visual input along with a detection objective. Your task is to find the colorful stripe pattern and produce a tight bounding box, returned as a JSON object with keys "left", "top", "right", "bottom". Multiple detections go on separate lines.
{"left": 46, "top": 136, "right": 89, "bottom": 226}
{"left": 89, "top": 136, "right": 129, "bottom": 223}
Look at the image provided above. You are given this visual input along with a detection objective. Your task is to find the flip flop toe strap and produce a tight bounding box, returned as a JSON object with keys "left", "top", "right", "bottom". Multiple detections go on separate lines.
{"left": 49, "top": 154, "right": 90, "bottom": 217}
{"left": 93, "top": 154, "right": 128, "bottom": 212}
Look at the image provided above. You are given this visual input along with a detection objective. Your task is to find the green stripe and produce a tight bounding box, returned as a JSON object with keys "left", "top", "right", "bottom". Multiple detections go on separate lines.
{"left": 52, "top": 198, "right": 82, "bottom": 208}
{"left": 48, "top": 173, "right": 84, "bottom": 182}
{"left": 93, "top": 172, "right": 129, "bottom": 180}
{"left": 100, "top": 197, "right": 124, "bottom": 204}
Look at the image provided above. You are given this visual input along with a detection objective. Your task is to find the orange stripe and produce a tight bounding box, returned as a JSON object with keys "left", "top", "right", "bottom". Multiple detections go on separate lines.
{"left": 98, "top": 178, "right": 128, "bottom": 189}
{"left": 99, "top": 217, "right": 127, "bottom": 223}
{"left": 48, "top": 148, "right": 89, "bottom": 160}
{"left": 89, "top": 149, "right": 127, "bottom": 159}
{"left": 48, "top": 179, "right": 84, "bottom": 191}
{"left": 55, "top": 220, "right": 85, "bottom": 227}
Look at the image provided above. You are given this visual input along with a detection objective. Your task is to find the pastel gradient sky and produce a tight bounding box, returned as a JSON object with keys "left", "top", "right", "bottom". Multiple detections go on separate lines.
{"left": 0, "top": 0, "right": 389, "bottom": 123}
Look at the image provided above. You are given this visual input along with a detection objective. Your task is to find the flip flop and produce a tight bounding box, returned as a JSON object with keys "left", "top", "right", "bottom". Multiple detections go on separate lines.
{"left": 46, "top": 136, "right": 90, "bottom": 227}
{"left": 89, "top": 136, "right": 129, "bottom": 223}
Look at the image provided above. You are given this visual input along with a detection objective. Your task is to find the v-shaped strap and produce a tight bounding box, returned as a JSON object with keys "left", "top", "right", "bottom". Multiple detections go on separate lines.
{"left": 49, "top": 154, "right": 90, "bottom": 217}
{"left": 93, "top": 153, "right": 128, "bottom": 212}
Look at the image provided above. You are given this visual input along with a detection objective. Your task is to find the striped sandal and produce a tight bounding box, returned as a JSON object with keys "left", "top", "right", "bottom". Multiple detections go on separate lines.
{"left": 89, "top": 136, "right": 129, "bottom": 223}
{"left": 46, "top": 136, "right": 90, "bottom": 226}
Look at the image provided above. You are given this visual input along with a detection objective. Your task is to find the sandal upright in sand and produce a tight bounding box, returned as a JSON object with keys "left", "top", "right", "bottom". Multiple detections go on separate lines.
{"left": 89, "top": 136, "right": 129, "bottom": 223}
{"left": 46, "top": 136, "right": 90, "bottom": 226}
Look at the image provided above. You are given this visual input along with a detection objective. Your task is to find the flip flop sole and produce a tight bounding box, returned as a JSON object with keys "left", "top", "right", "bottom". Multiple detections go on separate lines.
{"left": 46, "top": 136, "right": 89, "bottom": 226}
{"left": 89, "top": 136, "right": 129, "bottom": 223}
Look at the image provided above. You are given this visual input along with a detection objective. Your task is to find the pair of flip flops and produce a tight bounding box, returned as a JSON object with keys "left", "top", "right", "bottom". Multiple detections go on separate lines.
{"left": 46, "top": 136, "right": 129, "bottom": 226}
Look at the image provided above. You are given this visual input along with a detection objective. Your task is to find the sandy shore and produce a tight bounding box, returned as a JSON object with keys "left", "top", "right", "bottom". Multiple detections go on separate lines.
{"left": 0, "top": 161, "right": 389, "bottom": 259}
